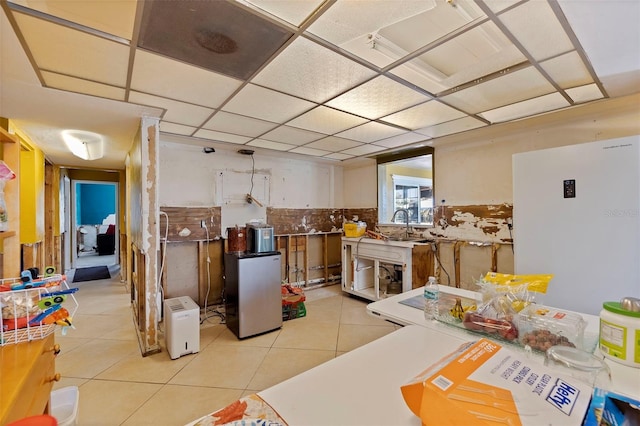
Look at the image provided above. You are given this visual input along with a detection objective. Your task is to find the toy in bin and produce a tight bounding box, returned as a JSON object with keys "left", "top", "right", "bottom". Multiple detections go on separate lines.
{"left": 282, "top": 284, "right": 306, "bottom": 321}
{"left": 1, "top": 269, "right": 78, "bottom": 344}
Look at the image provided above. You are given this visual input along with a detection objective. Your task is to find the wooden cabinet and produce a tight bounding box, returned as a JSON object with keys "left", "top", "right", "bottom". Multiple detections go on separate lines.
{"left": 0, "top": 127, "right": 20, "bottom": 278}
{"left": 341, "top": 237, "right": 434, "bottom": 301}
{"left": 0, "top": 333, "right": 60, "bottom": 424}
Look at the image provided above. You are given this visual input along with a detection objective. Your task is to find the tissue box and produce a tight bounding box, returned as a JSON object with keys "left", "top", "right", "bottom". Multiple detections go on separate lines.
{"left": 401, "top": 338, "right": 593, "bottom": 426}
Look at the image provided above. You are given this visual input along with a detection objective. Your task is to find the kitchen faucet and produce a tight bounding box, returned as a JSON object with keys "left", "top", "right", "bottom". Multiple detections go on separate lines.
{"left": 391, "top": 208, "right": 411, "bottom": 239}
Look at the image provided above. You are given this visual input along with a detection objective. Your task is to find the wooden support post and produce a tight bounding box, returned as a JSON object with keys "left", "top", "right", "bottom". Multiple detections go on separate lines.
{"left": 303, "top": 235, "right": 309, "bottom": 286}
{"left": 323, "top": 234, "right": 329, "bottom": 284}
{"left": 454, "top": 241, "right": 463, "bottom": 288}
{"left": 491, "top": 243, "right": 499, "bottom": 273}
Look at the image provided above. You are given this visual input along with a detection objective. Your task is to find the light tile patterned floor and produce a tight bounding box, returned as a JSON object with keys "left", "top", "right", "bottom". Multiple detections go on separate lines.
{"left": 54, "top": 270, "right": 399, "bottom": 425}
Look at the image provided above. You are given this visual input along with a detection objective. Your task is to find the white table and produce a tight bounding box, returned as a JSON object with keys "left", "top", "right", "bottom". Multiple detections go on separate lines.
{"left": 367, "top": 287, "right": 640, "bottom": 400}
{"left": 258, "top": 325, "right": 468, "bottom": 426}
{"left": 188, "top": 288, "right": 640, "bottom": 426}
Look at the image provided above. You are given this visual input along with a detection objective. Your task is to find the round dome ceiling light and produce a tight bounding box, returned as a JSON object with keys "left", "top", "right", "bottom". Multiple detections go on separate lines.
{"left": 62, "top": 130, "right": 104, "bottom": 160}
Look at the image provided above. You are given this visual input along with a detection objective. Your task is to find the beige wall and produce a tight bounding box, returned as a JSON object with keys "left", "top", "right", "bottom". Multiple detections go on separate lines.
{"left": 344, "top": 93, "right": 640, "bottom": 210}
{"left": 434, "top": 93, "right": 640, "bottom": 206}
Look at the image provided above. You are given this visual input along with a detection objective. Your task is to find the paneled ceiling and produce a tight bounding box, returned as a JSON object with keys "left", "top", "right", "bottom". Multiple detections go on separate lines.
{"left": 0, "top": 0, "right": 639, "bottom": 168}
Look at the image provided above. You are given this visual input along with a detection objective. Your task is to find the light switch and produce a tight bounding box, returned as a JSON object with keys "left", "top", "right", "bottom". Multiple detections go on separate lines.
{"left": 564, "top": 179, "right": 575, "bottom": 198}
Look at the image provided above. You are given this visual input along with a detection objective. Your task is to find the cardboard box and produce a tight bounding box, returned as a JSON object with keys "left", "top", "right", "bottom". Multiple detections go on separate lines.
{"left": 401, "top": 338, "right": 593, "bottom": 425}
{"left": 583, "top": 388, "right": 640, "bottom": 426}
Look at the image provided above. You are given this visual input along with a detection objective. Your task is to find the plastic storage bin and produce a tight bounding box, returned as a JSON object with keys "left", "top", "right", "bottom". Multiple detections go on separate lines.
{"left": 51, "top": 386, "right": 79, "bottom": 426}
{"left": 517, "top": 304, "right": 586, "bottom": 352}
{"left": 344, "top": 221, "right": 366, "bottom": 237}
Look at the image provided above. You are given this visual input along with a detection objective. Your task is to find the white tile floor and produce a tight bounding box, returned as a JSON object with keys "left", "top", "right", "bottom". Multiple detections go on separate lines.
{"left": 54, "top": 269, "right": 400, "bottom": 425}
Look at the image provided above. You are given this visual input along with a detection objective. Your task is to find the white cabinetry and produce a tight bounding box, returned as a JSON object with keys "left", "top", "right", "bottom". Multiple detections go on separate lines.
{"left": 341, "top": 237, "right": 433, "bottom": 301}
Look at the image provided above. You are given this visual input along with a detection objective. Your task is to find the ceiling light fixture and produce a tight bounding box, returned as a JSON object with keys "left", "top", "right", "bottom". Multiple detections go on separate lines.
{"left": 62, "top": 130, "right": 104, "bottom": 160}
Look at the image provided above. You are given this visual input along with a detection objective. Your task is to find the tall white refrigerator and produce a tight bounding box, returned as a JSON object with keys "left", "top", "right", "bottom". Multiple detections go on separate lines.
{"left": 513, "top": 136, "right": 640, "bottom": 315}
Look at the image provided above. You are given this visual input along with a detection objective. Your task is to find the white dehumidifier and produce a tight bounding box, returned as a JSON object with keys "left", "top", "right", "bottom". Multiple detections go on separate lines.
{"left": 164, "top": 296, "right": 200, "bottom": 360}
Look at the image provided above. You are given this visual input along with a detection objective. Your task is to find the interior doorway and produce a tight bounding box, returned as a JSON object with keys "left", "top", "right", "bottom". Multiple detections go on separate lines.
{"left": 71, "top": 180, "right": 119, "bottom": 270}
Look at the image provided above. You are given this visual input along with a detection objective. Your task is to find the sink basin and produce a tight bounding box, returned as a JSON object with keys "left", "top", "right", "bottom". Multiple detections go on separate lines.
{"left": 385, "top": 236, "right": 432, "bottom": 243}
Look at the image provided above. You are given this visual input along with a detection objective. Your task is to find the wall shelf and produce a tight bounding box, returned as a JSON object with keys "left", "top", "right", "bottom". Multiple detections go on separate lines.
{"left": 0, "top": 128, "right": 18, "bottom": 144}
{"left": 1, "top": 125, "right": 20, "bottom": 277}
{"left": 0, "top": 231, "right": 16, "bottom": 240}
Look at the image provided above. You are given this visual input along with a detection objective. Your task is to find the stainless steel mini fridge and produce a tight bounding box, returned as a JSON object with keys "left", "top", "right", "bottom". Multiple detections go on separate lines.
{"left": 224, "top": 252, "right": 282, "bottom": 339}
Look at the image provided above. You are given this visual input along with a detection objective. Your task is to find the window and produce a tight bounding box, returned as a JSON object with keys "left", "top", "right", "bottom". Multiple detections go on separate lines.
{"left": 377, "top": 148, "right": 434, "bottom": 226}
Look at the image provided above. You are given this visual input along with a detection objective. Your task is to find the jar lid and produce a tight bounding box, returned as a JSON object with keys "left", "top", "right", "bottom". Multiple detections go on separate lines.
{"left": 602, "top": 301, "right": 640, "bottom": 318}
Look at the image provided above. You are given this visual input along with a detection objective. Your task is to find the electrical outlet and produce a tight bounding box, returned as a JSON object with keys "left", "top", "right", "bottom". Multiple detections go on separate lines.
{"left": 507, "top": 217, "right": 513, "bottom": 229}
{"left": 200, "top": 220, "right": 206, "bottom": 228}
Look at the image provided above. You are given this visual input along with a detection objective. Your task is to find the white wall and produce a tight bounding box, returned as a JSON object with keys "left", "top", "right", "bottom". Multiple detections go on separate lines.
{"left": 342, "top": 158, "right": 377, "bottom": 208}
{"left": 159, "top": 140, "right": 344, "bottom": 210}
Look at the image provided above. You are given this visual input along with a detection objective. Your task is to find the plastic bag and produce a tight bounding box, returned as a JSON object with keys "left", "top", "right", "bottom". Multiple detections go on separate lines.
{"left": 0, "top": 161, "right": 16, "bottom": 180}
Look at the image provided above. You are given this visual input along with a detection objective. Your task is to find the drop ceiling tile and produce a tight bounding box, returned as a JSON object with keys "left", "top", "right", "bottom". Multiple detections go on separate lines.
{"left": 485, "top": 1, "right": 522, "bottom": 14}
{"left": 137, "top": 0, "right": 293, "bottom": 80}
{"left": 341, "top": 143, "right": 386, "bottom": 156}
{"left": 373, "top": 132, "right": 429, "bottom": 149}
{"left": 326, "top": 76, "right": 429, "bottom": 120}
{"left": 390, "top": 23, "right": 526, "bottom": 94}
{"left": 242, "top": 0, "right": 324, "bottom": 26}
{"left": 558, "top": 0, "right": 640, "bottom": 79}
{"left": 129, "top": 91, "right": 214, "bottom": 127}
{"left": 160, "top": 122, "right": 196, "bottom": 136}
{"left": 222, "top": 84, "right": 316, "bottom": 123}
{"left": 304, "top": 136, "right": 362, "bottom": 152}
{"left": 566, "top": 84, "right": 604, "bottom": 104}
{"left": 14, "top": 13, "right": 129, "bottom": 86}
{"left": 324, "top": 152, "right": 354, "bottom": 161}
{"left": 499, "top": 1, "right": 574, "bottom": 61}
{"left": 252, "top": 37, "right": 376, "bottom": 103}
{"left": 479, "top": 92, "right": 570, "bottom": 123}
{"left": 415, "top": 116, "right": 487, "bottom": 138}
{"left": 540, "top": 51, "right": 593, "bottom": 89}
{"left": 41, "top": 71, "right": 125, "bottom": 101}
{"left": 307, "top": 1, "right": 437, "bottom": 47}
{"left": 248, "top": 139, "right": 296, "bottom": 151}
{"left": 261, "top": 125, "right": 325, "bottom": 145}
{"left": 375, "top": 1, "right": 485, "bottom": 53}
{"left": 336, "top": 121, "right": 406, "bottom": 143}
{"left": 289, "top": 146, "right": 331, "bottom": 157}
{"left": 203, "top": 111, "right": 278, "bottom": 137}
{"left": 309, "top": 1, "right": 483, "bottom": 68}
{"left": 131, "top": 50, "right": 242, "bottom": 108}
{"left": 287, "top": 106, "right": 369, "bottom": 134}
{"left": 381, "top": 100, "right": 466, "bottom": 130}
{"left": 9, "top": 0, "right": 137, "bottom": 40}
{"left": 440, "top": 67, "right": 555, "bottom": 114}
{"left": 193, "top": 129, "right": 252, "bottom": 144}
